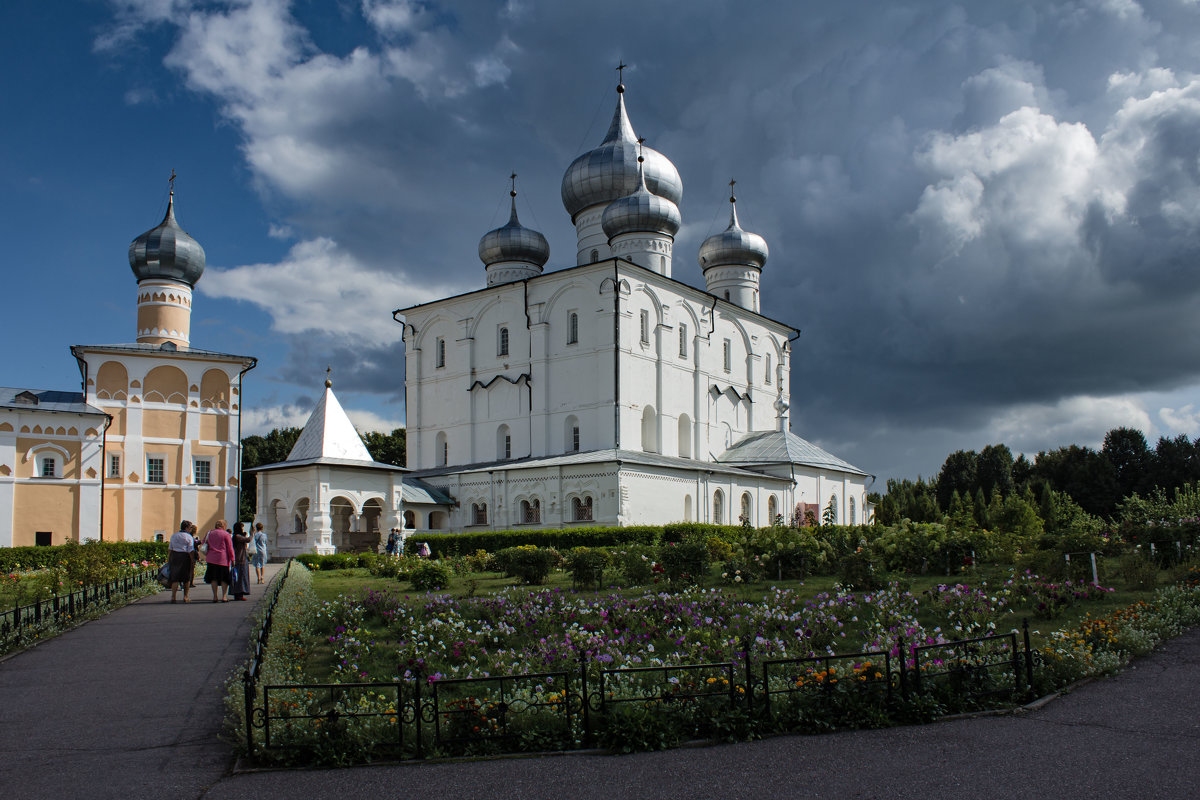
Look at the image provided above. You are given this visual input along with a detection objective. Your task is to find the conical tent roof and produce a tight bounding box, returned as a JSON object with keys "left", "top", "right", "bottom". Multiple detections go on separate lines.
{"left": 286, "top": 383, "right": 374, "bottom": 463}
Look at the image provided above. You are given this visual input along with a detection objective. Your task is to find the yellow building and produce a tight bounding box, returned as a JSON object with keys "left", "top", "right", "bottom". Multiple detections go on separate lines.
{"left": 0, "top": 187, "right": 255, "bottom": 546}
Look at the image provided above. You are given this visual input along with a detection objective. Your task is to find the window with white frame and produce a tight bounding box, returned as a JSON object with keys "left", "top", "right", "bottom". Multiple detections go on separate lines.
{"left": 765, "top": 353, "right": 772, "bottom": 384}
{"left": 193, "top": 458, "right": 212, "bottom": 486}
{"left": 498, "top": 326, "right": 509, "bottom": 357}
{"left": 39, "top": 455, "right": 58, "bottom": 478}
{"left": 572, "top": 496, "right": 593, "bottom": 522}
{"left": 723, "top": 339, "right": 731, "bottom": 373}
{"left": 108, "top": 453, "right": 121, "bottom": 479}
{"left": 679, "top": 324, "right": 688, "bottom": 358}
{"left": 435, "top": 337, "right": 446, "bottom": 368}
{"left": 146, "top": 455, "right": 166, "bottom": 484}
{"left": 713, "top": 489, "right": 724, "bottom": 524}
{"left": 568, "top": 312, "right": 579, "bottom": 345}
{"left": 640, "top": 310, "right": 649, "bottom": 344}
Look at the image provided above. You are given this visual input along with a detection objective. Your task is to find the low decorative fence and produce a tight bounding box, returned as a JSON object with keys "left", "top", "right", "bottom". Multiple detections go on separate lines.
{"left": 0, "top": 567, "right": 158, "bottom": 651}
{"left": 241, "top": 571, "right": 1042, "bottom": 761}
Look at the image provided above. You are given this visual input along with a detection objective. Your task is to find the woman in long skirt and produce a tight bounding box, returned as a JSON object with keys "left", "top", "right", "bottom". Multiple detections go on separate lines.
{"left": 203, "top": 521, "right": 234, "bottom": 602}
{"left": 230, "top": 521, "right": 252, "bottom": 601}
{"left": 167, "top": 521, "right": 195, "bottom": 603}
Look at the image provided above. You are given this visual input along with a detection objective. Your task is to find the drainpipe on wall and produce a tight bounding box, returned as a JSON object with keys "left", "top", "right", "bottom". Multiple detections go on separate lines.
{"left": 613, "top": 260, "right": 621, "bottom": 449}
{"left": 98, "top": 412, "right": 112, "bottom": 541}
{"left": 234, "top": 358, "right": 258, "bottom": 523}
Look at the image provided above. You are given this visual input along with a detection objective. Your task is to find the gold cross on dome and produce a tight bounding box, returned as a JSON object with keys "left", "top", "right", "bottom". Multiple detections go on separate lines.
{"left": 169, "top": 168, "right": 177, "bottom": 195}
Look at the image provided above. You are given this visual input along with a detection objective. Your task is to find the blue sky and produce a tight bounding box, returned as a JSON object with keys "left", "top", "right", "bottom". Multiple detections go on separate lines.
{"left": 4, "top": 0, "right": 1200, "bottom": 483}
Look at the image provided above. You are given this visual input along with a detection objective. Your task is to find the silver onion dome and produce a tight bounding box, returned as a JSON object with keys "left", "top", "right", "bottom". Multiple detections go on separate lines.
{"left": 128, "top": 192, "right": 206, "bottom": 286}
{"left": 698, "top": 197, "right": 769, "bottom": 272}
{"left": 601, "top": 162, "right": 682, "bottom": 239}
{"left": 478, "top": 195, "right": 550, "bottom": 268}
{"left": 561, "top": 85, "right": 683, "bottom": 221}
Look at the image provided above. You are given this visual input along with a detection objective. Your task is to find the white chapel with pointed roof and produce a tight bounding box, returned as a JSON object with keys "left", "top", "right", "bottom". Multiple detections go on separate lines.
{"left": 248, "top": 379, "right": 405, "bottom": 556}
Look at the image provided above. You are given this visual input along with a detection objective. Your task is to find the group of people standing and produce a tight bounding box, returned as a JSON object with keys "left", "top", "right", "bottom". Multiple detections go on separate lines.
{"left": 167, "top": 519, "right": 269, "bottom": 603}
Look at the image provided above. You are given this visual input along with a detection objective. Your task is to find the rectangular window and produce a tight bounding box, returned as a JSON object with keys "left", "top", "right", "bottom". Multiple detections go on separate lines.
{"left": 435, "top": 338, "right": 446, "bottom": 368}
{"left": 640, "top": 310, "right": 649, "bottom": 344}
{"left": 40, "top": 457, "right": 57, "bottom": 478}
{"left": 679, "top": 324, "right": 688, "bottom": 358}
{"left": 572, "top": 426, "right": 580, "bottom": 452}
{"left": 147, "top": 456, "right": 165, "bottom": 484}
{"left": 108, "top": 453, "right": 121, "bottom": 479}
{"left": 498, "top": 326, "right": 509, "bottom": 357}
{"left": 193, "top": 458, "right": 212, "bottom": 486}
{"left": 765, "top": 353, "right": 772, "bottom": 384}
{"left": 504, "top": 435, "right": 511, "bottom": 460}
{"left": 723, "top": 339, "right": 732, "bottom": 373}
{"left": 568, "top": 312, "right": 579, "bottom": 345}
{"left": 472, "top": 503, "right": 488, "bottom": 526}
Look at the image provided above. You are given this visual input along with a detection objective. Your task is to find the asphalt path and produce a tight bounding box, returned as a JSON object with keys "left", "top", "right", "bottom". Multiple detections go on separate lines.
{"left": 2, "top": 568, "right": 1197, "bottom": 799}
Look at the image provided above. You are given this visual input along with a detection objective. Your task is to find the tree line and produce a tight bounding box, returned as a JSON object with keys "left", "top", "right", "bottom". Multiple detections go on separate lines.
{"left": 873, "top": 427, "right": 1200, "bottom": 529}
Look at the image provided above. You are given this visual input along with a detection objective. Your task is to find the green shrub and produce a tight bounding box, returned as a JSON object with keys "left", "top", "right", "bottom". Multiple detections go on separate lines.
{"left": 566, "top": 547, "right": 607, "bottom": 589}
{"left": 1120, "top": 553, "right": 1159, "bottom": 590}
{"left": 658, "top": 540, "right": 710, "bottom": 585}
{"left": 0, "top": 541, "right": 168, "bottom": 575}
{"left": 408, "top": 527, "right": 663, "bottom": 557}
{"left": 409, "top": 562, "right": 453, "bottom": 591}
{"left": 294, "top": 553, "right": 359, "bottom": 571}
{"left": 494, "top": 546, "right": 561, "bottom": 585}
{"left": 836, "top": 549, "right": 888, "bottom": 590}
{"left": 613, "top": 545, "right": 656, "bottom": 585}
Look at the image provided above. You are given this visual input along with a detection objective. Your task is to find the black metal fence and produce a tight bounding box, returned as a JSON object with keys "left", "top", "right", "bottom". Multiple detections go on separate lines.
{"left": 0, "top": 567, "right": 158, "bottom": 651}
{"left": 241, "top": 582, "right": 1043, "bottom": 762}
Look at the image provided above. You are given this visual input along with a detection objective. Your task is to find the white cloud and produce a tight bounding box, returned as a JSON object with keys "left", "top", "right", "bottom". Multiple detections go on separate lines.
{"left": 1159, "top": 404, "right": 1200, "bottom": 437}
{"left": 361, "top": 0, "right": 424, "bottom": 36}
{"left": 239, "top": 402, "right": 402, "bottom": 437}
{"left": 199, "top": 237, "right": 453, "bottom": 342}
{"left": 987, "top": 393, "right": 1153, "bottom": 453}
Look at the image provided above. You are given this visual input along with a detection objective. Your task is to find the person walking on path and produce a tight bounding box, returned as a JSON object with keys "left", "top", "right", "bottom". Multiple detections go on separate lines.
{"left": 203, "top": 520, "right": 235, "bottom": 603}
{"left": 230, "top": 522, "right": 252, "bottom": 601}
{"left": 167, "top": 520, "right": 195, "bottom": 603}
{"left": 251, "top": 522, "right": 268, "bottom": 584}
{"left": 189, "top": 522, "right": 201, "bottom": 587}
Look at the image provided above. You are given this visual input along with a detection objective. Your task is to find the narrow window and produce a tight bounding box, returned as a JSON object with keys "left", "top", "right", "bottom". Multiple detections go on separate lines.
{"left": 640, "top": 310, "right": 649, "bottom": 344}
{"left": 568, "top": 312, "right": 579, "bottom": 344}
{"left": 850, "top": 497, "right": 857, "bottom": 525}
{"left": 590, "top": 249, "right": 599, "bottom": 263}
{"left": 572, "top": 496, "right": 593, "bottom": 522}
{"left": 740, "top": 492, "right": 752, "bottom": 526}
{"left": 441, "top": 441, "right": 448, "bottom": 466}
{"left": 108, "top": 453, "right": 121, "bottom": 479}
{"left": 713, "top": 490, "right": 724, "bottom": 524}
{"left": 723, "top": 339, "right": 731, "bottom": 373}
{"left": 504, "top": 434, "right": 512, "bottom": 460}
{"left": 499, "top": 326, "right": 509, "bottom": 357}
{"left": 193, "top": 458, "right": 212, "bottom": 486}
{"left": 435, "top": 338, "right": 446, "bottom": 368}
{"left": 724, "top": 291, "right": 730, "bottom": 301}
{"left": 765, "top": 353, "right": 772, "bottom": 384}
{"left": 147, "top": 456, "right": 165, "bottom": 484}
{"left": 572, "top": 426, "right": 580, "bottom": 452}
{"left": 679, "top": 324, "right": 688, "bottom": 358}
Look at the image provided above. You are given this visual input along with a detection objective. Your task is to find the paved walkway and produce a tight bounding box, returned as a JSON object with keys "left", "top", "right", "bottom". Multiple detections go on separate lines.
{"left": 2, "top": 569, "right": 1198, "bottom": 799}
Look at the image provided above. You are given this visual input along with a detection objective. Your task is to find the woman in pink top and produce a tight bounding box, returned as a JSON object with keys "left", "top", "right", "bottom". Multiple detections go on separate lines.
{"left": 203, "top": 520, "right": 236, "bottom": 603}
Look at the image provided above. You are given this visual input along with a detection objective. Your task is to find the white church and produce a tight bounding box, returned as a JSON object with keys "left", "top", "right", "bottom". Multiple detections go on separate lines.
{"left": 252, "top": 78, "right": 872, "bottom": 553}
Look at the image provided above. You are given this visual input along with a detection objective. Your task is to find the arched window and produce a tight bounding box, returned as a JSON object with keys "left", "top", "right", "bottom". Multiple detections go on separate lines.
{"left": 677, "top": 414, "right": 692, "bottom": 459}
{"left": 826, "top": 494, "right": 839, "bottom": 525}
{"left": 497, "top": 425, "right": 511, "bottom": 460}
{"left": 472, "top": 503, "right": 488, "bottom": 526}
{"left": 724, "top": 290, "right": 730, "bottom": 301}
{"left": 684, "top": 494, "right": 693, "bottom": 521}
{"left": 568, "top": 312, "right": 579, "bottom": 344}
{"left": 641, "top": 406, "right": 658, "bottom": 453}
{"left": 521, "top": 499, "right": 541, "bottom": 524}
{"left": 590, "top": 249, "right": 599, "bottom": 263}
{"left": 403, "top": 510, "right": 416, "bottom": 529}
{"left": 713, "top": 489, "right": 724, "bottom": 525}
{"left": 849, "top": 496, "right": 857, "bottom": 525}
{"left": 765, "top": 353, "right": 772, "bottom": 384}
{"left": 435, "top": 337, "right": 446, "bottom": 368}
{"left": 768, "top": 495, "right": 778, "bottom": 526}
{"left": 572, "top": 496, "right": 593, "bottom": 522}
{"left": 740, "top": 492, "right": 752, "bottom": 526}
{"left": 435, "top": 431, "right": 448, "bottom": 466}
{"left": 498, "top": 326, "right": 509, "bottom": 357}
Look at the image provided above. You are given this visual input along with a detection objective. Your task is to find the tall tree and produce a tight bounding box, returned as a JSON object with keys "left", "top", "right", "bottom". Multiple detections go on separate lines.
{"left": 362, "top": 428, "right": 407, "bottom": 467}
{"left": 936, "top": 450, "right": 978, "bottom": 510}
{"left": 1033, "top": 445, "right": 1119, "bottom": 518}
{"left": 1102, "top": 427, "right": 1150, "bottom": 500}
{"left": 1151, "top": 434, "right": 1200, "bottom": 493}
{"left": 976, "top": 444, "right": 1015, "bottom": 498}
{"left": 238, "top": 427, "right": 304, "bottom": 520}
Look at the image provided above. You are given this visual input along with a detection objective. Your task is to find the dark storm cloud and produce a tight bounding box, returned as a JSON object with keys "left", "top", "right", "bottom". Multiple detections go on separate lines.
{"left": 107, "top": 0, "right": 1200, "bottom": 478}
